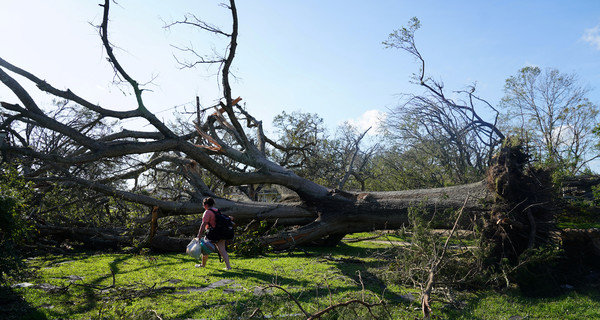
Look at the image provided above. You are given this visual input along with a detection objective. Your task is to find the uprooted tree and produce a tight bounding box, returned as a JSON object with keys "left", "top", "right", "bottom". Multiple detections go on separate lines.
{"left": 0, "top": 1, "right": 566, "bottom": 267}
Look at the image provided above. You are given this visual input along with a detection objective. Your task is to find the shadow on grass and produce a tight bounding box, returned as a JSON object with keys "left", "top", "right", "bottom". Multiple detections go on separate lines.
{"left": 18, "top": 253, "right": 181, "bottom": 319}
{"left": 29, "top": 241, "right": 600, "bottom": 319}
{"left": 314, "top": 242, "right": 412, "bottom": 303}
{"left": 0, "top": 285, "right": 47, "bottom": 320}
{"left": 167, "top": 265, "right": 317, "bottom": 319}
{"left": 169, "top": 243, "right": 415, "bottom": 319}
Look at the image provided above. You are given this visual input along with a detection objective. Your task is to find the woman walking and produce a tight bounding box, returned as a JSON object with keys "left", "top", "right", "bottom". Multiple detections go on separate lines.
{"left": 196, "top": 197, "right": 233, "bottom": 270}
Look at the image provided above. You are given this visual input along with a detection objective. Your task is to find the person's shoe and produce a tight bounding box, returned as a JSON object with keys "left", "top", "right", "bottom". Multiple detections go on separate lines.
{"left": 195, "top": 264, "right": 205, "bottom": 268}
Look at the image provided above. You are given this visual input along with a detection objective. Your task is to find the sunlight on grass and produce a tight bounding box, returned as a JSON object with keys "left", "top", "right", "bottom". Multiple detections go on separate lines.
{"left": 557, "top": 222, "right": 600, "bottom": 229}
{"left": 11, "top": 249, "right": 411, "bottom": 319}
{"left": 4, "top": 238, "right": 599, "bottom": 319}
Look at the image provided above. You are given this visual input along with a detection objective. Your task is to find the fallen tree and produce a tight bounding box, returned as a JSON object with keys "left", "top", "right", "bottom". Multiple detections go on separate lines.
{"left": 33, "top": 180, "right": 492, "bottom": 251}
{"left": 0, "top": 1, "right": 568, "bottom": 266}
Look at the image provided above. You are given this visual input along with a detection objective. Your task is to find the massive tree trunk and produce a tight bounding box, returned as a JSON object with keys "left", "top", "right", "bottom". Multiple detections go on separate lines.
{"left": 34, "top": 181, "right": 493, "bottom": 252}
{"left": 260, "top": 181, "right": 491, "bottom": 249}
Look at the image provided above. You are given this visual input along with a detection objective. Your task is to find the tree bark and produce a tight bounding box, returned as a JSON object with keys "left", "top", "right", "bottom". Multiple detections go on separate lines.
{"left": 261, "top": 181, "right": 491, "bottom": 249}
{"left": 33, "top": 181, "right": 493, "bottom": 251}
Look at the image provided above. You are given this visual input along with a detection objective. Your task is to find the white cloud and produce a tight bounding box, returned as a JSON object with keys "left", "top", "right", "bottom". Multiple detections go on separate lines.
{"left": 582, "top": 24, "right": 600, "bottom": 50}
{"left": 346, "top": 109, "right": 387, "bottom": 135}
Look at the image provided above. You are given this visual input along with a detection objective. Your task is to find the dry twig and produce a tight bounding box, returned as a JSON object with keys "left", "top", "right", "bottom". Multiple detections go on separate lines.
{"left": 422, "top": 195, "right": 469, "bottom": 319}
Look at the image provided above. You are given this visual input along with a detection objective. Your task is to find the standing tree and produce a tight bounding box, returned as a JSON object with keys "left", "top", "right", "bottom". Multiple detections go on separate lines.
{"left": 383, "top": 101, "right": 490, "bottom": 186}
{"left": 330, "top": 122, "right": 379, "bottom": 191}
{"left": 501, "top": 66, "right": 600, "bottom": 175}
{"left": 383, "top": 18, "right": 504, "bottom": 186}
{"left": 269, "top": 112, "right": 379, "bottom": 191}
{"left": 269, "top": 110, "right": 329, "bottom": 183}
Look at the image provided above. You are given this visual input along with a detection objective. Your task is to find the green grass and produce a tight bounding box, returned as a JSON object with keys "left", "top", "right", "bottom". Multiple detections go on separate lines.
{"left": 557, "top": 222, "right": 600, "bottom": 229}
{"left": 557, "top": 202, "right": 600, "bottom": 229}
{"left": 2, "top": 237, "right": 599, "bottom": 319}
{"left": 444, "top": 289, "right": 600, "bottom": 319}
{"left": 345, "top": 230, "right": 479, "bottom": 248}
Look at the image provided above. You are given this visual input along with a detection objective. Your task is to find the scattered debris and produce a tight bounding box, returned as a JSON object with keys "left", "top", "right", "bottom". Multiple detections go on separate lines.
{"left": 176, "top": 279, "right": 236, "bottom": 294}
{"left": 165, "top": 279, "right": 182, "bottom": 285}
{"left": 320, "top": 255, "right": 364, "bottom": 264}
{"left": 11, "top": 283, "right": 34, "bottom": 288}
{"left": 253, "top": 286, "right": 274, "bottom": 296}
{"left": 400, "top": 292, "right": 416, "bottom": 302}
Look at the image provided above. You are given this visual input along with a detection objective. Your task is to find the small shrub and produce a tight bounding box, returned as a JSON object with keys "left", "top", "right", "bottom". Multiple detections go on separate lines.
{"left": 511, "top": 246, "right": 566, "bottom": 297}
{"left": 385, "top": 204, "right": 487, "bottom": 291}
{"left": 230, "top": 220, "right": 273, "bottom": 257}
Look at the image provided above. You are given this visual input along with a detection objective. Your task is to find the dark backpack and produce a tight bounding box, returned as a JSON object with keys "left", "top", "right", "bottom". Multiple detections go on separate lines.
{"left": 206, "top": 209, "right": 234, "bottom": 241}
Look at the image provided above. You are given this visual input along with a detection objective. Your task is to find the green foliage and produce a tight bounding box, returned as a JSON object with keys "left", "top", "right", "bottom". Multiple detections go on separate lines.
{"left": 270, "top": 110, "right": 329, "bottom": 181}
{"left": 32, "top": 183, "right": 147, "bottom": 229}
{"left": 382, "top": 17, "right": 421, "bottom": 53}
{"left": 230, "top": 221, "right": 272, "bottom": 257}
{"left": 386, "top": 206, "right": 439, "bottom": 285}
{"left": 593, "top": 184, "right": 600, "bottom": 205}
{"left": 556, "top": 198, "right": 600, "bottom": 229}
{"left": 384, "top": 204, "right": 489, "bottom": 291}
{"left": 0, "top": 195, "right": 27, "bottom": 282}
{"left": 380, "top": 119, "right": 489, "bottom": 188}
{"left": 500, "top": 66, "right": 600, "bottom": 175}
{"left": 511, "top": 246, "right": 566, "bottom": 297}
{"left": 0, "top": 164, "right": 34, "bottom": 282}
{"left": 270, "top": 110, "right": 382, "bottom": 191}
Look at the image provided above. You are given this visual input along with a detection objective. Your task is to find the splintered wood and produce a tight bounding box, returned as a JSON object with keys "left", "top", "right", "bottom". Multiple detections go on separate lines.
{"left": 194, "top": 97, "right": 242, "bottom": 153}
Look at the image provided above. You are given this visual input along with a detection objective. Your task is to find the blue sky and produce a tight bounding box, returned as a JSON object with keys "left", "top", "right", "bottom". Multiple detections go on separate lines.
{"left": 1, "top": 1, "right": 599, "bottom": 137}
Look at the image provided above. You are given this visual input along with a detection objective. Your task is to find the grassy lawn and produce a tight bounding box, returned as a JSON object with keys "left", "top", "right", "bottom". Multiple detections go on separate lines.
{"left": 557, "top": 222, "right": 600, "bottom": 229}
{"left": 2, "top": 237, "right": 599, "bottom": 319}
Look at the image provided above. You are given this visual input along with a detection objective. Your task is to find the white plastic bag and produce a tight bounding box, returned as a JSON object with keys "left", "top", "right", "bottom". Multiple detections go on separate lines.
{"left": 186, "top": 238, "right": 201, "bottom": 259}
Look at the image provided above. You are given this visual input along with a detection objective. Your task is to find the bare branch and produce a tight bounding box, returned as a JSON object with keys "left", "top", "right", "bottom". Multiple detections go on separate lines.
{"left": 164, "top": 14, "right": 231, "bottom": 37}
{"left": 338, "top": 127, "right": 371, "bottom": 190}
{"left": 98, "top": 0, "right": 175, "bottom": 137}
{"left": 422, "top": 195, "right": 468, "bottom": 319}
{"left": 170, "top": 46, "right": 225, "bottom": 69}
{"left": 385, "top": 17, "right": 505, "bottom": 165}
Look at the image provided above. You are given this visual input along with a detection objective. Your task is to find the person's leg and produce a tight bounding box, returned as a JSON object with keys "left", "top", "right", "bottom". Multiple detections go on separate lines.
{"left": 201, "top": 253, "right": 208, "bottom": 267}
{"left": 217, "top": 240, "right": 231, "bottom": 270}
